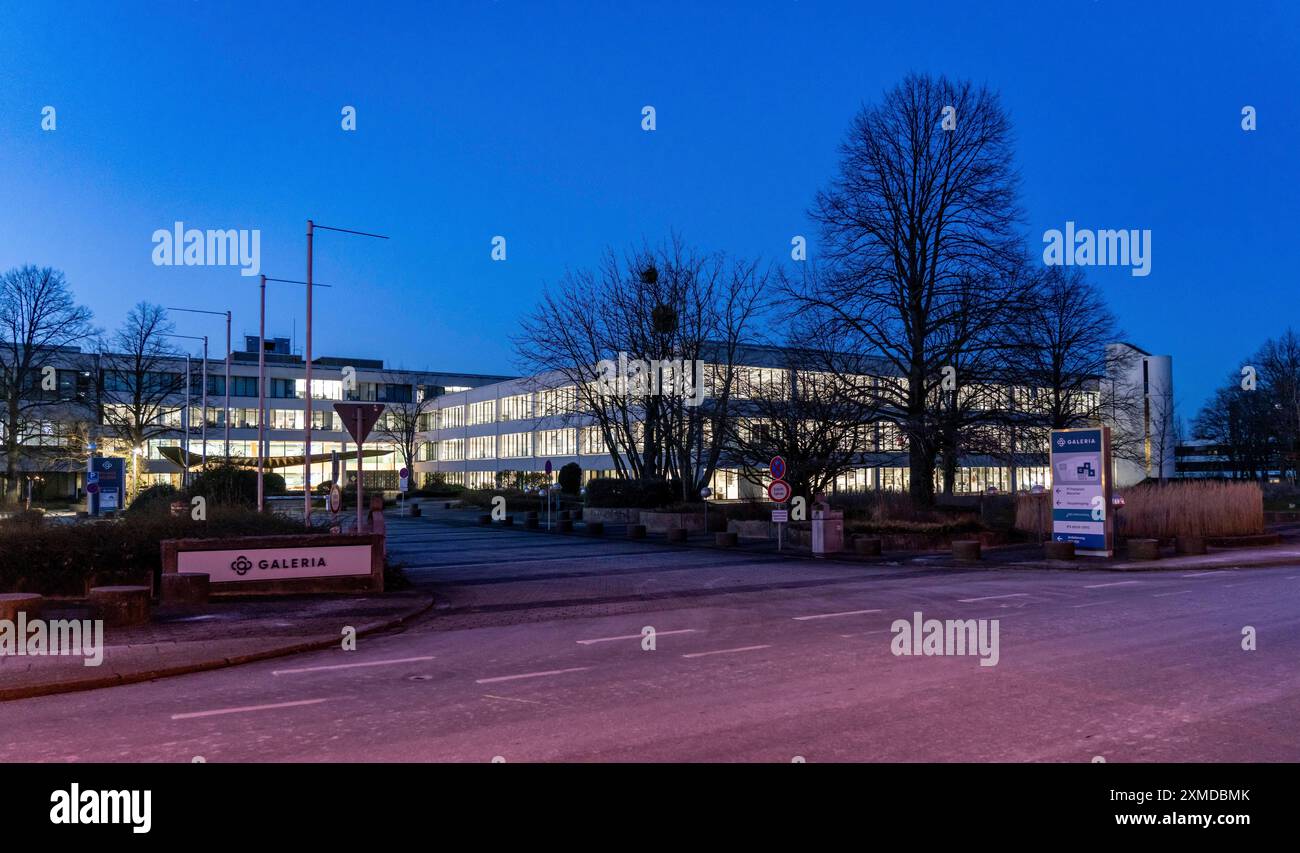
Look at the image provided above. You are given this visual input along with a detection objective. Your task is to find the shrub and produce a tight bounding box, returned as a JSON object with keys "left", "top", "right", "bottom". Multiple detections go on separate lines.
{"left": 585, "top": 477, "right": 675, "bottom": 508}
{"left": 0, "top": 507, "right": 313, "bottom": 595}
{"left": 127, "top": 483, "right": 180, "bottom": 515}
{"left": 187, "top": 463, "right": 264, "bottom": 507}
{"left": 1015, "top": 480, "right": 1265, "bottom": 540}
{"left": 558, "top": 462, "right": 582, "bottom": 495}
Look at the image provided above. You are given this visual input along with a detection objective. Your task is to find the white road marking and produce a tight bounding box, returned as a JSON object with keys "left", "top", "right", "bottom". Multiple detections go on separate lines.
{"left": 171, "top": 698, "right": 329, "bottom": 721}
{"left": 681, "top": 644, "right": 772, "bottom": 659}
{"left": 1183, "top": 571, "right": 1228, "bottom": 578}
{"left": 576, "top": 629, "right": 698, "bottom": 645}
{"left": 840, "top": 629, "right": 892, "bottom": 638}
{"left": 957, "top": 593, "right": 1029, "bottom": 603}
{"left": 272, "top": 655, "right": 435, "bottom": 676}
{"left": 1071, "top": 602, "right": 1108, "bottom": 608}
{"left": 792, "top": 609, "right": 882, "bottom": 621}
{"left": 475, "top": 666, "right": 591, "bottom": 685}
{"left": 1084, "top": 581, "right": 1143, "bottom": 589}
{"left": 1152, "top": 590, "right": 1194, "bottom": 597}
{"left": 482, "top": 694, "right": 543, "bottom": 705}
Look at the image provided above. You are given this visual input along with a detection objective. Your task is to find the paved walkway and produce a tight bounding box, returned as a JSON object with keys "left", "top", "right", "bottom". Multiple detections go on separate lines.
{"left": 0, "top": 592, "right": 432, "bottom": 701}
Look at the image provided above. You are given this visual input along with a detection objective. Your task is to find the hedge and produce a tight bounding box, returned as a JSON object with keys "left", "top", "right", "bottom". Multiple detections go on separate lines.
{"left": 585, "top": 477, "right": 675, "bottom": 509}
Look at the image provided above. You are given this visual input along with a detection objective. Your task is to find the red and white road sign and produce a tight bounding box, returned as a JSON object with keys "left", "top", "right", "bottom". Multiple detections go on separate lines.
{"left": 769, "top": 456, "right": 787, "bottom": 481}
{"left": 767, "top": 479, "right": 791, "bottom": 502}
{"left": 333, "top": 402, "right": 385, "bottom": 444}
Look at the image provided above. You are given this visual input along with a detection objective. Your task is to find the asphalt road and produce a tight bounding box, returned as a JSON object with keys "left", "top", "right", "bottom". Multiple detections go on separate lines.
{"left": 3, "top": 514, "right": 1299, "bottom": 762}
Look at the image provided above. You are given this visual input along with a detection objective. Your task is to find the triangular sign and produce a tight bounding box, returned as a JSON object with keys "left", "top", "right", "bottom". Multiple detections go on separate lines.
{"left": 334, "top": 402, "right": 386, "bottom": 444}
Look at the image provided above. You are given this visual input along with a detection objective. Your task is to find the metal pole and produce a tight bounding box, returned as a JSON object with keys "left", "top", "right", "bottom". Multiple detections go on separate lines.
{"left": 304, "top": 219, "right": 314, "bottom": 526}
{"left": 257, "top": 275, "right": 266, "bottom": 511}
{"left": 224, "top": 311, "right": 231, "bottom": 459}
{"left": 356, "top": 409, "right": 364, "bottom": 533}
{"left": 200, "top": 335, "right": 208, "bottom": 471}
{"left": 182, "top": 353, "right": 190, "bottom": 488}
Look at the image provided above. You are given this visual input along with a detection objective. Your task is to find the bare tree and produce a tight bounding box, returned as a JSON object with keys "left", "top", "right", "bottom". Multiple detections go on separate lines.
{"left": 515, "top": 236, "right": 765, "bottom": 499}
{"left": 372, "top": 371, "right": 438, "bottom": 486}
{"left": 793, "top": 74, "right": 1025, "bottom": 506}
{"left": 98, "top": 302, "right": 184, "bottom": 498}
{"left": 0, "top": 266, "right": 95, "bottom": 502}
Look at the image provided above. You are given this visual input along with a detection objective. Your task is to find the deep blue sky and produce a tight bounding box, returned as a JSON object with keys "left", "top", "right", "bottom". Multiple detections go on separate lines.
{"left": 1, "top": 1, "right": 1296, "bottom": 416}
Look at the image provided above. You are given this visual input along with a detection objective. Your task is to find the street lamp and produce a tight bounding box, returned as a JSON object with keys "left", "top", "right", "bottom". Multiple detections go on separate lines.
{"left": 257, "top": 276, "right": 333, "bottom": 513}
{"left": 303, "top": 220, "right": 389, "bottom": 526}
{"left": 167, "top": 306, "right": 231, "bottom": 460}
{"left": 163, "top": 333, "right": 207, "bottom": 488}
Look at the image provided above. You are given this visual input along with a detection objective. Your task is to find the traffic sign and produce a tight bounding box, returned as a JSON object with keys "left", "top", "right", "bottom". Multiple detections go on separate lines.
{"left": 399, "top": 467, "right": 410, "bottom": 493}
{"left": 544, "top": 460, "right": 553, "bottom": 475}
{"left": 771, "top": 509, "right": 789, "bottom": 523}
{"left": 398, "top": 467, "right": 409, "bottom": 479}
{"left": 85, "top": 482, "right": 99, "bottom": 494}
{"left": 769, "top": 456, "right": 786, "bottom": 481}
{"left": 767, "top": 479, "right": 791, "bottom": 502}
{"left": 333, "top": 402, "right": 385, "bottom": 444}
{"left": 328, "top": 484, "right": 342, "bottom": 513}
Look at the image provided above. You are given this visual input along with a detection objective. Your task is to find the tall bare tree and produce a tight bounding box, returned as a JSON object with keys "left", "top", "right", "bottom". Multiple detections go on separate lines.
{"left": 98, "top": 302, "right": 184, "bottom": 497}
{"left": 0, "top": 266, "right": 95, "bottom": 502}
{"left": 372, "top": 371, "right": 438, "bottom": 486}
{"left": 792, "top": 74, "right": 1025, "bottom": 506}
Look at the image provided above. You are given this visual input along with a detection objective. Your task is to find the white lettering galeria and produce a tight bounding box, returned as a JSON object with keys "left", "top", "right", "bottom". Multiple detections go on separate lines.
{"left": 50, "top": 784, "right": 151, "bottom": 834}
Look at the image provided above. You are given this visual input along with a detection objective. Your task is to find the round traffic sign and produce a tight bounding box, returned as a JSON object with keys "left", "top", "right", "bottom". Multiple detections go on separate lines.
{"left": 328, "top": 484, "right": 342, "bottom": 513}
{"left": 398, "top": 467, "right": 410, "bottom": 479}
{"left": 86, "top": 482, "right": 99, "bottom": 494}
{"left": 769, "top": 456, "right": 786, "bottom": 481}
{"left": 767, "top": 479, "right": 791, "bottom": 502}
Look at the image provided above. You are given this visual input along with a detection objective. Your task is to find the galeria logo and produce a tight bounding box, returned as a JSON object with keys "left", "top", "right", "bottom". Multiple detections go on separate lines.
{"left": 230, "top": 555, "right": 253, "bottom": 576}
{"left": 151, "top": 221, "right": 261, "bottom": 276}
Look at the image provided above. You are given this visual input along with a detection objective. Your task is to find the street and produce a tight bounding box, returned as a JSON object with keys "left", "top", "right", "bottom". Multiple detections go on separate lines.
{"left": 3, "top": 514, "right": 1299, "bottom": 762}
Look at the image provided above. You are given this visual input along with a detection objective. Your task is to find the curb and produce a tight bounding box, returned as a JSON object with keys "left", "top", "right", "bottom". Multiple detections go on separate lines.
{"left": 0, "top": 592, "right": 436, "bottom": 703}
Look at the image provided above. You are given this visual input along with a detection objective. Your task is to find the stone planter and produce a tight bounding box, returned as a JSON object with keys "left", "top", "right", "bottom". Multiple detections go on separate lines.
{"left": 854, "top": 537, "right": 882, "bottom": 556}
{"left": 162, "top": 573, "right": 210, "bottom": 605}
{"left": 665, "top": 527, "right": 688, "bottom": 543}
{"left": 410, "top": 503, "right": 421, "bottom": 517}
{"left": 952, "top": 540, "right": 981, "bottom": 561}
{"left": 0, "top": 593, "right": 42, "bottom": 622}
{"left": 1044, "top": 540, "right": 1076, "bottom": 560}
{"left": 89, "top": 585, "right": 151, "bottom": 627}
{"left": 557, "top": 518, "right": 573, "bottom": 533}
{"left": 524, "top": 515, "right": 539, "bottom": 529}
{"left": 585, "top": 521, "right": 604, "bottom": 536}
{"left": 728, "top": 519, "right": 772, "bottom": 540}
{"left": 627, "top": 524, "right": 647, "bottom": 539}
{"left": 1175, "top": 535, "right": 1206, "bottom": 555}
{"left": 499, "top": 515, "right": 514, "bottom": 526}
{"left": 1127, "top": 538, "right": 1160, "bottom": 560}
{"left": 715, "top": 531, "right": 738, "bottom": 547}
{"left": 585, "top": 507, "right": 642, "bottom": 525}
{"left": 641, "top": 511, "right": 705, "bottom": 534}
{"left": 478, "top": 514, "right": 492, "bottom": 525}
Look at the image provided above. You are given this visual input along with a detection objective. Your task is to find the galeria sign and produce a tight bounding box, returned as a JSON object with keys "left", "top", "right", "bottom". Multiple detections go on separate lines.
{"left": 178, "top": 544, "right": 372, "bottom": 583}
{"left": 1049, "top": 426, "right": 1113, "bottom": 556}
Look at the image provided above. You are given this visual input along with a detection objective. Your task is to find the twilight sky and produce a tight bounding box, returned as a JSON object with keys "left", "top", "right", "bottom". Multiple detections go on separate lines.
{"left": 1, "top": 0, "right": 1296, "bottom": 416}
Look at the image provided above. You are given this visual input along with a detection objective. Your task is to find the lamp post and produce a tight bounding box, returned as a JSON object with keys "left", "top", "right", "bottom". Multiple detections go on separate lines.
{"left": 167, "top": 307, "right": 231, "bottom": 459}
{"left": 257, "top": 276, "right": 333, "bottom": 513}
{"left": 302, "top": 220, "right": 389, "bottom": 527}
{"left": 164, "top": 334, "right": 206, "bottom": 487}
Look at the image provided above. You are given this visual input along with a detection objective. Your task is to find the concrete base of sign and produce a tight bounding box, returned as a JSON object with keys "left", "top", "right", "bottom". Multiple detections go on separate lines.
{"left": 89, "top": 586, "right": 151, "bottom": 627}
{"left": 715, "top": 531, "right": 738, "bottom": 547}
{"left": 1127, "top": 538, "right": 1161, "bottom": 560}
{"left": 627, "top": 524, "right": 646, "bottom": 539}
{"left": 162, "top": 533, "right": 385, "bottom": 596}
{"left": 665, "top": 527, "right": 688, "bottom": 543}
{"left": 1175, "top": 535, "right": 1206, "bottom": 555}
{"left": 0, "top": 593, "right": 42, "bottom": 622}
{"left": 556, "top": 519, "right": 573, "bottom": 533}
{"left": 952, "top": 540, "right": 982, "bottom": 561}
{"left": 1044, "top": 541, "right": 1076, "bottom": 560}
{"left": 854, "top": 537, "right": 882, "bottom": 556}
{"left": 585, "top": 521, "right": 604, "bottom": 536}
{"left": 162, "top": 572, "right": 210, "bottom": 605}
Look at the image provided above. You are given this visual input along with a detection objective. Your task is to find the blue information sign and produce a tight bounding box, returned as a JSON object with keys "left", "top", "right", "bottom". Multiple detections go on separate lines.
{"left": 90, "top": 456, "right": 126, "bottom": 514}
{"left": 1049, "top": 428, "right": 1112, "bottom": 556}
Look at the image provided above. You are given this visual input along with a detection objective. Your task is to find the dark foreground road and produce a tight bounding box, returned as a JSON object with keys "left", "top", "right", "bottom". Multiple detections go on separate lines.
{"left": 3, "top": 514, "right": 1299, "bottom": 762}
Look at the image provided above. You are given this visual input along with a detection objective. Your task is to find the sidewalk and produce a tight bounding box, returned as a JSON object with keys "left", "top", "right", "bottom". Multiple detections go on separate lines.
{"left": 411, "top": 505, "right": 1300, "bottom": 574}
{"left": 0, "top": 591, "right": 433, "bottom": 702}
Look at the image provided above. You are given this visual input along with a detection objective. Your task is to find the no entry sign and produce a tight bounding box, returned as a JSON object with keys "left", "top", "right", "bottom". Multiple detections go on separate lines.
{"left": 767, "top": 479, "right": 791, "bottom": 502}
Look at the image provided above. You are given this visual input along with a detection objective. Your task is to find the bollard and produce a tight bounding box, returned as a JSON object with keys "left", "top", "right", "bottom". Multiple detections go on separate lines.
{"left": 1044, "top": 540, "right": 1076, "bottom": 560}
{"left": 1175, "top": 535, "right": 1206, "bottom": 555}
{"left": 1127, "top": 538, "right": 1160, "bottom": 560}
{"left": 478, "top": 514, "right": 492, "bottom": 525}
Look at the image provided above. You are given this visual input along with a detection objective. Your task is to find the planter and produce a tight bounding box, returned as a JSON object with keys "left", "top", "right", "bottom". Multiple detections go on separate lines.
{"left": 665, "top": 527, "right": 688, "bottom": 543}
{"left": 641, "top": 511, "right": 705, "bottom": 534}
{"left": 627, "top": 524, "right": 647, "bottom": 539}
{"left": 952, "top": 540, "right": 981, "bottom": 561}
{"left": 524, "top": 515, "right": 539, "bottom": 529}
{"left": 1044, "top": 540, "right": 1076, "bottom": 560}
{"left": 584, "top": 507, "right": 642, "bottom": 525}
{"left": 410, "top": 503, "right": 421, "bottom": 517}
{"left": 89, "top": 585, "right": 151, "bottom": 627}
{"left": 728, "top": 519, "right": 772, "bottom": 540}
{"left": 0, "top": 593, "right": 42, "bottom": 622}
{"left": 854, "top": 537, "right": 882, "bottom": 556}
{"left": 1175, "top": 535, "right": 1206, "bottom": 555}
{"left": 162, "top": 572, "right": 210, "bottom": 605}
{"left": 557, "top": 519, "right": 573, "bottom": 533}
{"left": 478, "top": 514, "right": 492, "bottom": 525}
{"left": 499, "top": 515, "right": 514, "bottom": 526}
{"left": 715, "top": 531, "right": 738, "bottom": 547}
{"left": 585, "top": 521, "right": 604, "bottom": 536}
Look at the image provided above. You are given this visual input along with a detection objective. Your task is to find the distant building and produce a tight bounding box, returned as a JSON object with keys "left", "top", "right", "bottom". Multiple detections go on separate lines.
{"left": 1105, "top": 342, "right": 1176, "bottom": 487}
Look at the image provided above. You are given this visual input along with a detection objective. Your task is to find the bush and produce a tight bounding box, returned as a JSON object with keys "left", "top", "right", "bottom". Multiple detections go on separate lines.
{"left": 187, "top": 463, "right": 265, "bottom": 507}
{"left": 127, "top": 483, "right": 180, "bottom": 515}
{"left": 0, "top": 507, "right": 313, "bottom": 595}
{"left": 1015, "top": 480, "right": 1265, "bottom": 540}
{"left": 558, "top": 462, "right": 582, "bottom": 495}
{"left": 585, "top": 477, "right": 675, "bottom": 509}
